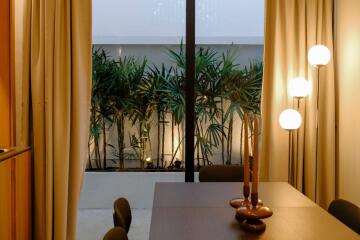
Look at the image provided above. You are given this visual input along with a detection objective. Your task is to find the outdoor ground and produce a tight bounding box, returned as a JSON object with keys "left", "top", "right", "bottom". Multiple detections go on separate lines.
{"left": 77, "top": 209, "right": 152, "bottom": 240}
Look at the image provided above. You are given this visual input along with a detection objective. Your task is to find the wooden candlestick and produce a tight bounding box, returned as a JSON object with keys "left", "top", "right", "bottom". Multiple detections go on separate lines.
{"left": 230, "top": 114, "right": 262, "bottom": 209}
{"left": 244, "top": 113, "right": 250, "bottom": 198}
{"left": 235, "top": 115, "right": 273, "bottom": 233}
{"left": 252, "top": 115, "right": 259, "bottom": 200}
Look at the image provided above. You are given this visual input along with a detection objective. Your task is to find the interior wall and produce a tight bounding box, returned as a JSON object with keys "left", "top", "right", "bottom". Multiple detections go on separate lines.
{"left": 335, "top": 0, "right": 360, "bottom": 206}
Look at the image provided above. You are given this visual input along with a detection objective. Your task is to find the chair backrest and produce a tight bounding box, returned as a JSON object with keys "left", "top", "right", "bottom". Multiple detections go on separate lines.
{"left": 328, "top": 199, "right": 360, "bottom": 234}
{"left": 113, "top": 198, "right": 132, "bottom": 233}
{"left": 199, "top": 165, "right": 244, "bottom": 182}
{"left": 103, "top": 227, "right": 128, "bottom": 240}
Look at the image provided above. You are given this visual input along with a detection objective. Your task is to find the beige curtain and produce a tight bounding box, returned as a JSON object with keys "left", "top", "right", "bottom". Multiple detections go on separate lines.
{"left": 260, "top": 0, "right": 335, "bottom": 208}
{"left": 13, "top": 0, "right": 92, "bottom": 239}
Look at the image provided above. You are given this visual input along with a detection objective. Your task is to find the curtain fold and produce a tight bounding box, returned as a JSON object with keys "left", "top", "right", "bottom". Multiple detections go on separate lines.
{"left": 261, "top": 0, "right": 335, "bottom": 208}
{"left": 14, "top": 0, "right": 92, "bottom": 239}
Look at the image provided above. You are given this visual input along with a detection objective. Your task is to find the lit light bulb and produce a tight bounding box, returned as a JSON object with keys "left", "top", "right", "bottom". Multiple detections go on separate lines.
{"left": 308, "top": 45, "right": 331, "bottom": 67}
{"left": 146, "top": 157, "right": 151, "bottom": 162}
{"left": 288, "top": 77, "right": 311, "bottom": 98}
{"left": 279, "top": 109, "right": 302, "bottom": 130}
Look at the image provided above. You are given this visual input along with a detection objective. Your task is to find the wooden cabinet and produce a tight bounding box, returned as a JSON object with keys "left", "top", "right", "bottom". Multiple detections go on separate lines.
{"left": 0, "top": 150, "right": 32, "bottom": 240}
{"left": 0, "top": 159, "right": 13, "bottom": 240}
{"left": 15, "top": 151, "right": 32, "bottom": 240}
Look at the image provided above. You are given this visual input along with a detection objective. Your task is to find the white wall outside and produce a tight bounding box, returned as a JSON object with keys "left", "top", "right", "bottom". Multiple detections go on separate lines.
{"left": 94, "top": 44, "right": 264, "bottom": 67}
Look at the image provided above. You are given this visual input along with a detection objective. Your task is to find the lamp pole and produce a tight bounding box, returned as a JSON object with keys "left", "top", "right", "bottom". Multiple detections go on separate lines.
{"left": 294, "top": 97, "right": 302, "bottom": 188}
{"left": 314, "top": 67, "right": 320, "bottom": 203}
{"left": 287, "top": 130, "right": 293, "bottom": 184}
{"left": 308, "top": 44, "right": 331, "bottom": 203}
{"left": 279, "top": 109, "right": 302, "bottom": 186}
{"left": 288, "top": 77, "right": 310, "bottom": 188}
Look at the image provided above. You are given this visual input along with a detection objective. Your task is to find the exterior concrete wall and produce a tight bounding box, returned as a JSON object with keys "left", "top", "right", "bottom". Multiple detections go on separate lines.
{"left": 94, "top": 44, "right": 264, "bottom": 67}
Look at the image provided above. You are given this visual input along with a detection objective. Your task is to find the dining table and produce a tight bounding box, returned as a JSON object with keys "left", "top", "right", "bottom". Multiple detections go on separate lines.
{"left": 149, "top": 182, "right": 360, "bottom": 240}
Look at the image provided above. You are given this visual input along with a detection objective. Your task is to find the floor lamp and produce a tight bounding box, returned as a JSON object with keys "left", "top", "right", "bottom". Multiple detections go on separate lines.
{"left": 308, "top": 45, "right": 331, "bottom": 202}
{"left": 279, "top": 109, "right": 302, "bottom": 185}
{"left": 288, "top": 77, "right": 311, "bottom": 187}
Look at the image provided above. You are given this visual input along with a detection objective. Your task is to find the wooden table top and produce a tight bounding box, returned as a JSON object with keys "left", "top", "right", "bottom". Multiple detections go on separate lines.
{"left": 150, "top": 182, "right": 360, "bottom": 240}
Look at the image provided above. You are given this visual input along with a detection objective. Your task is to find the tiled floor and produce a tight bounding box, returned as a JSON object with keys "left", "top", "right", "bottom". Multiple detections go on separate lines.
{"left": 77, "top": 209, "right": 152, "bottom": 240}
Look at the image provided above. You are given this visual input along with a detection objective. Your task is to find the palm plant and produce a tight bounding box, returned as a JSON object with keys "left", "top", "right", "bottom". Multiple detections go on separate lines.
{"left": 165, "top": 69, "right": 186, "bottom": 168}
{"left": 218, "top": 50, "right": 240, "bottom": 164}
{"left": 108, "top": 56, "right": 147, "bottom": 169}
{"left": 124, "top": 58, "right": 150, "bottom": 168}
{"left": 169, "top": 45, "right": 226, "bottom": 168}
{"left": 223, "top": 61, "right": 263, "bottom": 164}
{"left": 138, "top": 64, "right": 172, "bottom": 168}
{"left": 90, "top": 49, "right": 114, "bottom": 169}
{"left": 89, "top": 44, "right": 263, "bottom": 171}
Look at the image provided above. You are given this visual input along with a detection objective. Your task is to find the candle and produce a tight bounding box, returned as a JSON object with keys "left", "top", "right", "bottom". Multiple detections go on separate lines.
{"left": 252, "top": 115, "right": 259, "bottom": 194}
{"left": 243, "top": 114, "right": 250, "bottom": 194}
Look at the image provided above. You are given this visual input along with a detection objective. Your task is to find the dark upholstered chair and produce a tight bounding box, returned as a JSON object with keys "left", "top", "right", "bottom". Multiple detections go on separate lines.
{"left": 103, "top": 227, "right": 128, "bottom": 240}
{"left": 199, "top": 165, "right": 244, "bottom": 182}
{"left": 328, "top": 199, "right": 360, "bottom": 234}
{"left": 113, "top": 198, "right": 132, "bottom": 233}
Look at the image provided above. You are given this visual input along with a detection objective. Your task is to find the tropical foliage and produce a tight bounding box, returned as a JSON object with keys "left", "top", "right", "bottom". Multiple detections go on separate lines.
{"left": 88, "top": 45, "right": 263, "bottom": 170}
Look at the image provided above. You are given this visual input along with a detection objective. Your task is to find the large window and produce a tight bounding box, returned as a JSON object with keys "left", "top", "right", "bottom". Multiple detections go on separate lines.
{"left": 89, "top": 0, "right": 264, "bottom": 172}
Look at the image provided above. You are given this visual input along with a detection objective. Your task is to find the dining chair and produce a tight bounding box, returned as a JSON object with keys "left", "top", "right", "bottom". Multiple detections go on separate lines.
{"left": 328, "top": 199, "right": 360, "bottom": 234}
{"left": 199, "top": 165, "right": 244, "bottom": 182}
{"left": 103, "top": 227, "right": 128, "bottom": 240}
{"left": 113, "top": 197, "right": 132, "bottom": 233}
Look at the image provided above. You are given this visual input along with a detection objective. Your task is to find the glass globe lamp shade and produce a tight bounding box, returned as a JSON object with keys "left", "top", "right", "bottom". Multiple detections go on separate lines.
{"left": 288, "top": 77, "right": 311, "bottom": 98}
{"left": 308, "top": 45, "right": 331, "bottom": 67}
{"left": 279, "top": 109, "right": 302, "bottom": 130}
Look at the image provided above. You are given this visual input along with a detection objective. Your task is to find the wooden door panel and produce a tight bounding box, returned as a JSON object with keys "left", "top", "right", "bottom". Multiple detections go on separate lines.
{"left": 0, "top": 160, "right": 13, "bottom": 240}
{"left": 15, "top": 151, "right": 32, "bottom": 240}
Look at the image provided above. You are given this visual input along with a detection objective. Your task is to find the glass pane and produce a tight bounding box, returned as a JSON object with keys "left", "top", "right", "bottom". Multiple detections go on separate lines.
{"left": 89, "top": 0, "right": 264, "bottom": 171}
{"left": 194, "top": 0, "right": 264, "bottom": 167}
{"left": 90, "top": 0, "right": 188, "bottom": 171}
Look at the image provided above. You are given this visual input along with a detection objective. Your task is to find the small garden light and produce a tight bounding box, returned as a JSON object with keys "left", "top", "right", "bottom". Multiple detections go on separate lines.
{"left": 145, "top": 157, "right": 153, "bottom": 169}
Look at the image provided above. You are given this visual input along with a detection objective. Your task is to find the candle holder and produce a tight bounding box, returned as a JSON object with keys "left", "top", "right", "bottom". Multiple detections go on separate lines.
{"left": 229, "top": 187, "right": 263, "bottom": 222}
{"left": 229, "top": 113, "right": 256, "bottom": 211}
{"left": 236, "top": 193, "right": 273, "bottom": 232}
{"left": 229, "top": 114, "right": 273, "bottom": 233}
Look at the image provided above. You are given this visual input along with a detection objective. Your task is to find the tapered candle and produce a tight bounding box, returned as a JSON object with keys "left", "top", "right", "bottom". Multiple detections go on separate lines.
{"left": 243, "top": 114, "right": 250, "bottom": 198}
{"left": 252, "top": 115, "right": 259, "bottom": 195}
